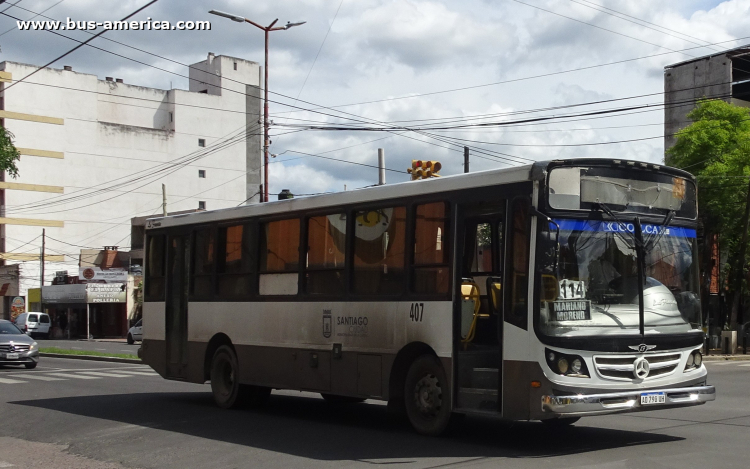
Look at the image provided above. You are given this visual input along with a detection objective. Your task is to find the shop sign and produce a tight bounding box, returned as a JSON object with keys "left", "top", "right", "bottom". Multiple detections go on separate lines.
{"left": 42, "top": 285, "right": 86, "bottom": 304}
{"left": 10, "top": 296, "right": 25, "bottom": 320}
{"left": 79, "top": 267, "right": 128, "bottom": 283}
{"left": 86, "top": 283, "right": 127, "bottom": 303}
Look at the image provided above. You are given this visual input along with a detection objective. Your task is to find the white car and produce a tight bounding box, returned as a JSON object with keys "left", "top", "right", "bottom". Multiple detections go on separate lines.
{"left": 127, "top": 319, "right": 142, "bottom": 344}
{"left": 14, "top": 312, "right": 51, "bottom": 339}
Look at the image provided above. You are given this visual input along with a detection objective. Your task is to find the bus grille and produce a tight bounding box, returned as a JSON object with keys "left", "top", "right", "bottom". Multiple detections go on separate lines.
{"left": 593, "top": 353, "right": 681, "bottom": 381}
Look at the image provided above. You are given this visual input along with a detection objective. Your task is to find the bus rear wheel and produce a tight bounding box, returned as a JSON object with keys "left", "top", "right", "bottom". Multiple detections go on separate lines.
{"left": 210, "top": 345, "right": 243, "bottom": 409}
{"left": 404, "top": 355, "right": 451, "bottom": 436}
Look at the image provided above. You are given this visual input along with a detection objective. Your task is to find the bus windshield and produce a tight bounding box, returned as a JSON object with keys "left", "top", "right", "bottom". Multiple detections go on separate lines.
{"left": 538, "top": 219, "right": 702, "bottom": 338}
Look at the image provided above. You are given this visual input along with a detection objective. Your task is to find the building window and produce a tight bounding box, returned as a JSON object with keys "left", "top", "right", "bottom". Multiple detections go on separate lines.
{"left": 217, "top": 224, "right": 255, "bottom": 297}
{"left": 233, "top": 62, "right": 238, "bottom": 71}
{"left": 198, "top": 138, "right": 206, "bottom": 147}
{"left": 352, "top": 206, "right": 406, "bottom": 295}
{"left": 169, "top": 112, "right": 173, "bottom": 122}
{"left": 198, "top": 170, "right": 206, "bottom": 178}
{"left": 306, "top": 214, "right": 346, "bottom": 295}
{"left": 411, "top": 202, "right": 451, "bottom": 294}
{"left": 198, "top": 201, "right": 206, "bottom": 210}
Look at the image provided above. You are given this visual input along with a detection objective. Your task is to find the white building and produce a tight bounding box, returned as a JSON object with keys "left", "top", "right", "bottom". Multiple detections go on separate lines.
{"left": 0, "top": 52, "right": 262, "bottom": 317}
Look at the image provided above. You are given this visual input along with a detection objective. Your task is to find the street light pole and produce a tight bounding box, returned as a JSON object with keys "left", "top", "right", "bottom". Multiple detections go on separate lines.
{"left": 208, "top": 10, "right": 305, "bottom": 203}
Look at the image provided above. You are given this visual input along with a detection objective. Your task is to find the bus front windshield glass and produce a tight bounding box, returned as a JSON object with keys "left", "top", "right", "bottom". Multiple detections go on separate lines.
{"left": 538, "top": 219, "right": 702, "bottom": 338}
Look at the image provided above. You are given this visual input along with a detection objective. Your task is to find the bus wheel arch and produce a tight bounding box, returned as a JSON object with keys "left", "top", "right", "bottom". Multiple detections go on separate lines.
{"left": 204, "top": 333, "right": 234, "bottom": 382}
{"left": 388, "top": 342, "right": 437, "bottom": 415}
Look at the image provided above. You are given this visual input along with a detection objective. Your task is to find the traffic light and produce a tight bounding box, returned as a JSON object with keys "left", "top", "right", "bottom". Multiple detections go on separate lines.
{"left": 407, "top": 160, "right": 424, "bottom": 180}
{"left": 423, "top": 160, "right": 442, "bottom": 178}
{"left": 407, "top": 160, "right": 441, "bottom": 180}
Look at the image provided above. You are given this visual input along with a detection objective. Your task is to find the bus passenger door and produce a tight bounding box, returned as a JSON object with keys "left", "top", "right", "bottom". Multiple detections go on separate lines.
{"left": 165, "top": 234, "right": 189, "bottom": 380}
{"left": 454, "top": 204, "right": 504, "bottom": 413}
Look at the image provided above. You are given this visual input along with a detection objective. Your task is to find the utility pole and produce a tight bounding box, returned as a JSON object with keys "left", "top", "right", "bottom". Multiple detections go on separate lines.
{"left": 162, "top": 183, "right": 167, "bottom": 217}
{"left": 208, "top": 10, "right": 306, "bottom": 203}
{"left": 378, "top": 148, "right": 386, "bottom": 185}
{"left": 40, "top": 229, "right": 45, "bottom": 288}
{"left": 464, "top": 146, "right": 469, "bottom": 173}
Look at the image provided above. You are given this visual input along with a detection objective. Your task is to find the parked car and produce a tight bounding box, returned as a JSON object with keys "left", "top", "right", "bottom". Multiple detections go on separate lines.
{"left": 127, "top": 319, "right": 142, "bottom": 345}
{"left": 0, "top": 319, "right": 39, "bottom": 369}
{"left": 13, "top": 312, "right": 51, "bottom": 339}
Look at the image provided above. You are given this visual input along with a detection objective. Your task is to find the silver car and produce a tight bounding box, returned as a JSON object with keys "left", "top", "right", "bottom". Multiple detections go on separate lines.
{"left": 0, "top": 319, "right": 39, "bottom": 369}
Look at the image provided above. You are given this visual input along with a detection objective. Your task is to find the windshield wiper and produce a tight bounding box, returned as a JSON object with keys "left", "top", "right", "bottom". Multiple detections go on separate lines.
{"left": 645, "top": 209, "right": 675, "bottom": 251}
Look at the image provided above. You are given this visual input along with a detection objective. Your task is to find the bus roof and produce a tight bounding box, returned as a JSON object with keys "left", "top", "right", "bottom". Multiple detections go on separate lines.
{"left": 146, "top": 158, "right": 691, "bottom": 230}
{"left": 147, "top": 163, "right": 535, "bottom": 230}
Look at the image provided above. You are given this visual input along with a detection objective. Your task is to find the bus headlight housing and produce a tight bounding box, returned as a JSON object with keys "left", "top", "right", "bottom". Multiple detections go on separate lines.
{"left": 684, "top": 349, "right": 702, "bottom": 372}
{"left": 545, "top": 348, "right": 589, "bottom": 378}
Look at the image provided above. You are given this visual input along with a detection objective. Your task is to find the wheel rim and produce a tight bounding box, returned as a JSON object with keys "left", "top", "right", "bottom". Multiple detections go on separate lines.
{"left": 215, "top": 356, "right": 235, "bottom": 399}
{"left": 413, "top": 373, "right": 442, "bottom": 418}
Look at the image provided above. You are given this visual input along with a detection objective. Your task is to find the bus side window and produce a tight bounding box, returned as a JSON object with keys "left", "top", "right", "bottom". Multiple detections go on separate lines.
{"left": 145, "top": 234, "right": 166, "bottom": 301}
{"left": 217, "top": 223, "right": 256, "bottom": 298}
{"left": 306, "top": 214, "right": 347, "bottom": 295}
{"left": 259, "top": 218, "right": 300, "bottom": 295}
{"left": 190, "top": 228, "right": 215, "bottom": 299}
{"left": 352, "top": 206, "right": 406, "bottom": 295}
{"left": 411, "top": 202, "right": 451, "bottom": 294}
{"left": 505, "top": 198, "right": 529, "bottom": 330}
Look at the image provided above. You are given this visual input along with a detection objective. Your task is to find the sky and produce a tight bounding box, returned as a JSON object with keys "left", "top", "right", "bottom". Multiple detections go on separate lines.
{"left": 1, "top": 0, "right": 749, "bottom": 197}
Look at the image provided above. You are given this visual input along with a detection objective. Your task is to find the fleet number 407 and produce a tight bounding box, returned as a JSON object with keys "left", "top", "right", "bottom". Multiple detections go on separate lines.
{"left": 409, "top": 303, "right": 424, "bottom": 322}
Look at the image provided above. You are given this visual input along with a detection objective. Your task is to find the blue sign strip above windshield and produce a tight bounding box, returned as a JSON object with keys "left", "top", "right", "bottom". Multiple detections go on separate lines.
{"left": 551, "top": 219, "right": 696, "bottom": 238}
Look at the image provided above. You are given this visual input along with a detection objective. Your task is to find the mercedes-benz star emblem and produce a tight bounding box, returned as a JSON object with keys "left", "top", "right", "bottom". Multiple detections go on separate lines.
{"left": 633, "top": 357, "right": 650, "bottom": 379}
{"left": 628, "top": 344, "right": 657, "bottom": 353}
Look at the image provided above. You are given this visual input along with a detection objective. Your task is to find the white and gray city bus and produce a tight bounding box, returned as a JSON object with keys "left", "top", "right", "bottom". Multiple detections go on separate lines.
{"left": 140, "top": 158, "right": 715, "bottom": 435}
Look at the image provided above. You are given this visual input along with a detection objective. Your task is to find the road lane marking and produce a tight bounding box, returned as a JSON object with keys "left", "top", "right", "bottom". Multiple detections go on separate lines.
{"left": 111, "top": 370, "right": 157, "bottom": 376}
{"left": 7, "top": 374, "right": 64, "bottom": 381}
{"left": 0, "top": 377, "right": 26, "bottom": 384}
{"left": 45, "top": 372, "right": 101, "bottom": 380}
{"left": 739, "top": 364, "right": 750, "bottom": 367}
{"left": 77, "top": 371, "right": 131, "bottom": 378}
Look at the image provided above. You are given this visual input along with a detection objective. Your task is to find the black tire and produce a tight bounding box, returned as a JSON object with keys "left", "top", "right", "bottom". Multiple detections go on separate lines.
{"left": 541, "top": 417, "right": 580, "bottom": 427}
{"left": 321, "top": 393, "right": 366, "bottom": 404}
{"left": 127, "top": 334, "right": 134, "bottom": 345}
{"left": 404, "top": 355, "right": 452, "bottom": 436}
{"left": 210, "top": 345, "right": 243, "bottom": 409}
{"left": 25, "top": 362, "right": 37, "bottom": 369}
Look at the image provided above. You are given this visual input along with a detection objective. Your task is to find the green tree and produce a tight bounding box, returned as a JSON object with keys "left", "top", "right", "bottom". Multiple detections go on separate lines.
{"left": 667, "top": 99, "right": 750, "bottom": 329}
{"left": 0, "top": 126, "right": 20, "bottom": 178}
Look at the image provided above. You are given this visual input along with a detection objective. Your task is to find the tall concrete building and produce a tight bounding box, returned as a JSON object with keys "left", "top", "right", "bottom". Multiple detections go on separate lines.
{"left": 0, "top": 52, "right": 262, "bottom": 317}
{"left": 664, "top": 44, "right": 750, "bottom": 156}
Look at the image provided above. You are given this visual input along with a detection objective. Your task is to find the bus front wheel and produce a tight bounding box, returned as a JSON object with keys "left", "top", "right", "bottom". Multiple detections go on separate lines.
{"left": 404, "top": 355, "right": 451, "bottom": 436}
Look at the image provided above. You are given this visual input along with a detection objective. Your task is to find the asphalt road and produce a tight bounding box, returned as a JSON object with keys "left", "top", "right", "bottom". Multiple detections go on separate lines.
{"left": 0, "top": 357, "right": 748, "bottom": 469}
{"left": 41, "top": 339, "right": 140, "bottom": 356}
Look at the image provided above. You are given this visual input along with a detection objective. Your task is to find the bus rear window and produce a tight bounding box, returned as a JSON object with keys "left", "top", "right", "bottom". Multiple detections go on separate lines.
{"left": 146, "top": 234, "right": 166, "bottom": 300}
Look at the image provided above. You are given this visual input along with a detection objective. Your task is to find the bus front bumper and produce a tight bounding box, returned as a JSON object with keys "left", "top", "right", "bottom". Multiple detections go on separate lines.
{"left": 541, "top": 385, "right": 715, "bottom": 416}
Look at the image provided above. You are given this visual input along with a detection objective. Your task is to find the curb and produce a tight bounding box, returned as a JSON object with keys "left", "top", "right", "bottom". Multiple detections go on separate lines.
{"left": 40, "top": 352, "right": 142, "bottom": 364}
